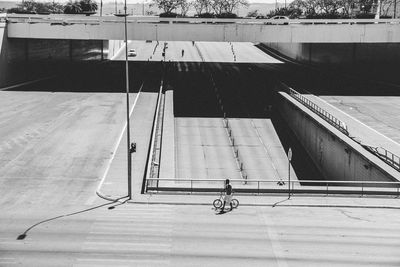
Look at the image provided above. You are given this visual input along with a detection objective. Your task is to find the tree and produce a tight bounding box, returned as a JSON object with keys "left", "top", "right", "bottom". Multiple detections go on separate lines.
{"left": 7, "top": 0, "right": 64, "bottom": 14}
{"left": 210, "top": 0, "right": 248, "bottom": 16}
{"left": 64, "top": 1, "right": 83, "bottom": 14}
{"left": 79, "top": 0, "right": 98, "bottom": 12}
{"left": 63, "top": 0, "right": 97, "bottom": 14}
{"left": 193, "top": 0, "right": 213, "bottom": 15}
{"left": 247, "top": 9, "right": 259, "bottom": 17}
{"left": 153, "top": 0, "right": 183, "bottom": 13}
{"left": 179, "top": 0, "right": 191, "bottom": 16}
{"left": 224, "top": 0, "right": 248, "bottom": 14}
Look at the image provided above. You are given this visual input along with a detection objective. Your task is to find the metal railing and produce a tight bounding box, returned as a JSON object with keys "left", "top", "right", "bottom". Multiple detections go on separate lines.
{"left": 145, "top": 80, "right": 164, "bottom": 189}
{"left": 5, "top": 14, "right": 400, "bottom": 26}
{"left": 280, "top": 82, "right": 400, "bottom": 173}
{"left": 280, "top": 83, "right": 349, "bottom": 135}
{"left": 146, "top": 178, "right": 400, "bottom": 196}
{"left": 362, "top": 144, "right": 400, "bottom": 172}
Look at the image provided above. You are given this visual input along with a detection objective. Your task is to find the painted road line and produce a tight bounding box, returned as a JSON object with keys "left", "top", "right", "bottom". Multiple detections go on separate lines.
{"left": 258, "top": 206, "right": 288, "bottom": 267}
{"left": 110, "top": 41, "right": 131, "bottom": 61}
{"left": 316, "top": 96, "right": 399, "bottom": 146}
{"left": 250, "top": 119, "right": 281, "bottom": 179}
{"left": 75, "top": 258, "right": 169, "bottom": 266}
{"left": 96, "top": 83, "right": 144, "bottom": 200}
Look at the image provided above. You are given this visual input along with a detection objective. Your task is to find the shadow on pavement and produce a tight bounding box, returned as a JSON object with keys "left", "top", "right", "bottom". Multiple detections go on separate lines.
{"left": 17, "top": 196, "right": 129, "bottom": 241}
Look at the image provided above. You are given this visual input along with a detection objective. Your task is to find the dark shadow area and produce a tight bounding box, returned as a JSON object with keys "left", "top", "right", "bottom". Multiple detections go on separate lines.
{"left": 17, "top": 196, "right": 129, "bottom": 240}
{"left": 271, "top": 103, "right": 324, "bottom": 181}
{"left": 172, "top": 62, "right": 220, "bottom": 117}
{"left": 7, "top": 61, "right": 163, "bottom": 93}
{"left": 257, "top": 44, "right": 400, "bottom": 96}
{"left": 172, "top": 62, "right": 279, "bottom": 118}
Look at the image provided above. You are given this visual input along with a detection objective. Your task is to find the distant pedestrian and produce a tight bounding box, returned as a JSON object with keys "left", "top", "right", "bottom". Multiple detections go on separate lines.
{"left": 192, "top": 41, "right": 195, "bottom": 46}
{"left": 181, "top": 49, "right": 185, "bottom": 57}
{"left": 221, "top": 179, "right": 233, "bottom": 211}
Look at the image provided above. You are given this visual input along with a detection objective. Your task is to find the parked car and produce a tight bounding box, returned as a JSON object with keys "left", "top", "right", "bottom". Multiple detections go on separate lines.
{"left": 128, "top": 48, "right": 137, "bottom": 57}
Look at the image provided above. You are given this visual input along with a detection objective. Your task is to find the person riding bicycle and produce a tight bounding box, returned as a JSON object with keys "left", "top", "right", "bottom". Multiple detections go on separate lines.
{"left": 221, "top": 179, "right": 233, "bottom": 211}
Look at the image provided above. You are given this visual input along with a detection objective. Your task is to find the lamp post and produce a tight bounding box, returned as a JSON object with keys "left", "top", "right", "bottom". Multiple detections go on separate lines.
{"left": 287, "top": 147, "right": 292, "bottom": 199}
{"left": 124, "top": 0, "right": 133, "bottom": 200}
{"left": 114, "top": 0, "right": 133, "bottom": 199}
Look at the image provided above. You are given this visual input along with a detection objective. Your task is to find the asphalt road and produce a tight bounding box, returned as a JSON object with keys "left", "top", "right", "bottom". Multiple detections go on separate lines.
{"left": 1, "top": 86, "right": 400, "bottom": 267}
{"left": 319, "top": 95, "right": 400, "bottom": 145}
{"left": 112, "top": 41, "right": 283, "bottom": 63}
{"left": 1, "top": 43, "right": 400, "bottom": 266}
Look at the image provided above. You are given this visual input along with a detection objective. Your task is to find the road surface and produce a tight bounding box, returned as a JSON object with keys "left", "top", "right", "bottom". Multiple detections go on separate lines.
{"left": 112, "top": 41, "right": 283, "bottom": 63}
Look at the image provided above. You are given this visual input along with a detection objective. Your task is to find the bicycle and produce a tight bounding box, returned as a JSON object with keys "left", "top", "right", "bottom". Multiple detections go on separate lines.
{"left": 213, "top": 192, "right": 239, "bottom": 210}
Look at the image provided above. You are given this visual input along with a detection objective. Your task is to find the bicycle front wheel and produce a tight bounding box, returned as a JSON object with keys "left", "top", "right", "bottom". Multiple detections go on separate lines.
{"left": 231, "top": 199, "right": 239, "bottom": 208}
{"left": 213, "top": 199, "right": 223, "bottom": 209}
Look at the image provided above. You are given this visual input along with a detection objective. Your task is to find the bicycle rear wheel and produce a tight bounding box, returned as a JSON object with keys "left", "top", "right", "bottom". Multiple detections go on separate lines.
{"left": 213, "top": 199, "right": 223, "bottom": 209}
{"left": 231, "top": 199, "right": 239, "bottom": 208}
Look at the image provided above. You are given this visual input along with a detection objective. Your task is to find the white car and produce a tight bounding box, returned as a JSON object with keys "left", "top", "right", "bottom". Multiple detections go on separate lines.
{"left": 266, "top": 16, "right": 290, "bottom": 25}
{"left": 128, "top": 48, "right": 137, "bottom": 57}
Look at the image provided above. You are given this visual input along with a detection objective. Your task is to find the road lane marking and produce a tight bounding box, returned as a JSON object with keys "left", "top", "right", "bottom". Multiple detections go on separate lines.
{"left": 314, "top": 96, "right": 400, "bottom": 146}
{"left": 96, "top": 83, "right": 144, "bottom": 199}
{"left": 258, "top": 207, "right": 289, "bottom": 267}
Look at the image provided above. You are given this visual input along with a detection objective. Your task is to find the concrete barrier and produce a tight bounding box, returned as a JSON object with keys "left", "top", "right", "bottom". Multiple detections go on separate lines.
{"left": 277, "top": 91, "right": 400, "bottom": 183}
{"left": 261, "top": 42, "right": 400, "bottom": 65}
{"left": 159, "top": 90, "right": 175, "bottom": 178}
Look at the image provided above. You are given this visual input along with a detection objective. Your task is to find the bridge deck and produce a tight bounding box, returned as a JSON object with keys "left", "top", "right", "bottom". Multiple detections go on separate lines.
{"left": 312, "top": 95, "right": 400, "bottom": 160}
{"left": 112, "top": 40, "right": 282, "bottom": 63}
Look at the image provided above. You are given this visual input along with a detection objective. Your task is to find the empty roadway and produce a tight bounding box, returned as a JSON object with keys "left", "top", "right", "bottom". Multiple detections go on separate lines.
{"left": 1, "top": 41, "right": 400, "bottom": 266}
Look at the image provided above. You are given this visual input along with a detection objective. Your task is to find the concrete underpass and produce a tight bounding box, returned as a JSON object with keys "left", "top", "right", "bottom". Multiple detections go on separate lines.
{"left": 1, "top": 26, "right": 400, "bottom": 265}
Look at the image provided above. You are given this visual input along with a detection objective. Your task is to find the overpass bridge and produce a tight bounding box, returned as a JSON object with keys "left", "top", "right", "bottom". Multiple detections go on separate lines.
{"left": 4, "top": 14, "right": 400, "bottom": 43}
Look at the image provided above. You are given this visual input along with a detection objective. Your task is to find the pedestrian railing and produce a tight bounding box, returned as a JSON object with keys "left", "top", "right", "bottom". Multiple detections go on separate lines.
{"left": 279, "top": 82, "right": 400, "bottom": 173}
{"left": 145, "top": 80, "right": 164, "bottom": 190}
{"left": 362, "top": 144, "right": 400, "bottom": 172}
{"left": 145, "top": 178, "right": 400, "bottom": 196}
{"left": 279, "top": 83, "right": 349, "bottom": 135}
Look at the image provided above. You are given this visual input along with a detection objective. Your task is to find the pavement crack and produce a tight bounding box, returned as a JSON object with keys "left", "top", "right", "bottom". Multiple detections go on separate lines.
{"left": 339, "top": 209, "right": 372, "bottom": 222}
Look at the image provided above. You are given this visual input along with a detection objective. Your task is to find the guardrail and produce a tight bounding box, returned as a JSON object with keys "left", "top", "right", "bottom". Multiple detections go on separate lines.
{"left": 279, "top": 83, "right": 349, "bottom": 135}
{"left": 143, "top": 79, "right": 164, "bottom": 192}
{"left": 362, "top": 144, "right": 400, "bottom": 172}
{"left": 146, "top": 178, "right": 400, "bottom": 196}
{"left": 279, "top": 82, "right": 400, "bottom": 173}
{"left": 5, "top": 14, "right": 400, "bottom": 25}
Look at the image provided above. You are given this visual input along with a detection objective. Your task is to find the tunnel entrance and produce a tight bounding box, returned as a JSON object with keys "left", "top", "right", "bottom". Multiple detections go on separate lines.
{"left": 3, "top": 59, "right": 325, "bottom": 182}
{"left": 168, "top": 62, "right": 323, "bottom": 181}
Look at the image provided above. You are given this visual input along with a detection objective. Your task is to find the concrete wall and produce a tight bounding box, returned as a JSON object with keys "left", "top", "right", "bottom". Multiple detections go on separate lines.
{"left": 159, "top": 90, "right": 175, "bottom": 178}
{"left": 263, "top": 42, "right": 400, "bottom": 64}
{"left": 7, "top": 18, "right": 400, "bottom": 43}
{"left": 0, "top": 22, "right": 9, "bottom": 86}
{"left": 277, "top": 92, "right": 399, "bottom": 182}
{"left": 107, "top": 40, "right": 124, "bottom": 59}
{"left": 0, "top": 24, "right": 108, "bottom": 87}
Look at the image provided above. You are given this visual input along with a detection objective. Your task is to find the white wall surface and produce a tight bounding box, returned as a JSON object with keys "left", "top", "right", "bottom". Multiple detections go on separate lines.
{"left": 6, "top": 20, "right": 400, "bottom": 43}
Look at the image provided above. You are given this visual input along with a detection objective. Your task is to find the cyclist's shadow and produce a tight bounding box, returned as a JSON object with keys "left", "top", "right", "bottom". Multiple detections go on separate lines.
{"left": 214, "top": 208, "right": 233, "bottom": 215}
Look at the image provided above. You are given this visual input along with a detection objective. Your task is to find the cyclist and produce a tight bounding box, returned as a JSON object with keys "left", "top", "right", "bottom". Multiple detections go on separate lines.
{"left": 221, "top": 179, "right": 233, "bottom": 211}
